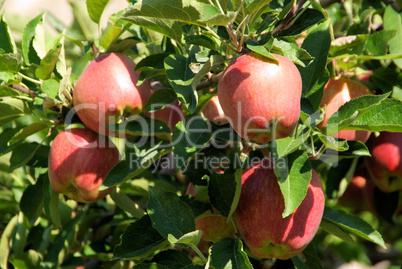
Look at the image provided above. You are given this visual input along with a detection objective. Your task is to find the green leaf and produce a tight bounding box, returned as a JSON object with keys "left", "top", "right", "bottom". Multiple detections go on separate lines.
{"left": 35, "top": 46, "right": 61, "bottom": 79}
{"left": 199, "top": 5, "right": 236, "bottom": 25}
{"left": 0, "top": 15, "right": 17, "bottom": 53}
{"left": 86, "top": 0, "right": 109, "bottom": 24}
{"left": 120, "top": 16, "right": 183, "bottom": 44}
{"left": 245, "top": 40, "right": 277, "bottom": 61}
{"left": 0, "top": 214, "right": 18, "bottom": 268}
{"left": 164, "top": 54, "right": 197, "bottom": 112}
{"left": 111, "top": 114, "right": 171, "bottom": 136}
{"left": 323, "top": 206, "right": 386, "bottom": 248}
{"left": 347, "top": 97, "right": 402, "bottom": 132}
{"left": 371, "top": 67, "right": 401, "bottom": 93}
{"left": 317, "top": 133, "right": 349, "bottom": 152}
{"left": 42, "top": 174, "right": 62, "bottom": 229}
{"left": 319, "top": 217, "right": 356, "bottom": 245}
{"left": 384, "top": 5, "right": 402, "bottom": 68}
{"left": 167, "top": 230, "right": 202, "bottom": 247}
{"left": 0, "top": 53, "right": 23, "bottom": 72}
{"left": 136, "top": 53, "right": 171, "bottom": 72}
{"left": 273, "top": 39, "right": 313, "bottom": 67}
{"left": 365, "top": 30, "right": 396, "bottom": 56}
{"left": 273, "top": 129, "right": 311, "bottom": 158}
{"left": 8, "top": 122, "right": 49, "bottom": 146}
{"left": 41, "top": 79, "right": 60, "bottom": 99}
{"left": 337, "top": 140, "right": 371, "bottom": 158}
{"left": 0, "top": 98, "right": 30, "bottom": 126}
{"left": 184, "top": 35, "right": 216, "bottom": 50}
{"left": 147, "top": 186, "right": 195, "bottom": 239}
{"left": 273, "top": 150, "right": 312, "bottom": 218}
{"left": 298, "top": 20, "right": 331, "bottom": 110}
{"left": 20, "top": 175, "right": 44, "bottom": 224}
{"left": 208, "top": 169, "right": 242, "bottom": 219}
{"left": 150, "top": 249, "right": 193, "bottom": 269}
{"left": 103, "top": 140, "right": 172, "bottom": 187}
{"left": 279, "top": 9, "right": 325, "bottom": 37}
{"left": 22, "top": 13, "right": 46, "bottom": 65}
{"left": 292, "top": 244, "right": 323, "bottom": 269}
{"left": 246, "top": 0, "right": 272, "bottom": 15}
{"left": 330, "top": 35, "right": 369, "bottom": 57}
{"left": 100, "top": 22, "right": 123, "bottom": 50}
{"left": 144, "top": 89, "right": 177, "bottom": 112}
{"left": 326, "top": 94, "right": 391, "bottom": 135}
{"left": 109, "top": 187, "right": 146, "bottom": 219}
{"left": 9, "top": 142, "right": 42, "bottom": 172}
{"left": 172, "top": 115, "right": 212, "bottom": 168}
{"left": 113, "top": 215, "right": 167, "bottom": 260}
{"left": 122, "top": 0, "right": 205, "bottom": 25}
{"left": 209, "top": 238, "right": 253, "bottom": 269}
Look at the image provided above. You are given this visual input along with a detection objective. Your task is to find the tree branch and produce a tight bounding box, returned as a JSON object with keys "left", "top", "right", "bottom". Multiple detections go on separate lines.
{"left": 11, "top": 84, "right": 38, "bottom": 98}
{"left": 271, "top": 0, "right": 308, "bottom": 36}
{"left": 196, "top": 71, "right": 224, "bottom": 91}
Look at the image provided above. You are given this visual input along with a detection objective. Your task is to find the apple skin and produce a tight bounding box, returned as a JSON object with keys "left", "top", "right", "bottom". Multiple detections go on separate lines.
{"left": 218, "top": 53, "right": 302, "bottom": 143}
{"left": 202, "top": 95, "right": 228, "bottom": 125}
{"left": 186, "top": 183, "right": 236, "bottom": 243}
{"left": 73, "top": 53, "right": 151, "bottom": 137}
{"left": 48, "top": 128, "right": 120, "bottom": 203}
{"left": 364, "top": 132, "right": 402, "bottom": 193}
{"left": 319, "top": 77, "right": 373, "bottom": 143}
{"left": 234, "top": 160, "right": 325, "bottom": 260}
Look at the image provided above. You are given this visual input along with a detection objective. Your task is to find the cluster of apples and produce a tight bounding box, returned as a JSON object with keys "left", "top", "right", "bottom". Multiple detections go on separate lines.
{"left": 47, "top": 50, "right": 401, "bottom": 260}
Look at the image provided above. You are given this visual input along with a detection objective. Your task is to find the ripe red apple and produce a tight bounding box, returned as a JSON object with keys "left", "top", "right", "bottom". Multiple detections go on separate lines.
{"left": 72, "top": 53, "right": 151, "bottom": 137}
{"left": 202, "top": 95, "right": 228, "bottom": 125}
{"left": 48, "top": 128, "right": 120, "bottom": 202}
{"left": 338, "top": 167, "right": 375, "bottom": 213}
{"left": 186, "top": 183, "right": 236, "bottom": 242}
{"left": 218, "top": 53, "right": 302, "bottom": 143}
{"left": 319, "top": 77, "right": 373, "bottom": 143}
{"left": 365, "top": 132, "right": 402, "bottom": 193}
{"left": 234, "top": 159, "right": 325, "bottom": 260}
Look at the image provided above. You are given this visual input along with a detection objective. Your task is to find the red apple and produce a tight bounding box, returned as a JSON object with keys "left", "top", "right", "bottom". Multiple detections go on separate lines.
{"left": 186, "top": 183, "right": 236, "bottom": 243}
{"left": 365, "top": 132, "right": 402, "bottom": 193}
{"left": 202, "top": 95, "right": 228, "bottom": 125}
{"left": 319, "top": 77, "right": 373, "bottom": 142}
{"left": 48, "top": 128, "right": 120, "bottom": 202}
{"left": 72, "top": 53, "right": 151, "bottom": 137}
{"left": 218, "top": 53, "right": 302, "bottom": 143}
{"left": 338, "top": 167, "right": 375, "bottom": 213}
{"left": 234, "top": 159, "right": 325, "bottom": 260}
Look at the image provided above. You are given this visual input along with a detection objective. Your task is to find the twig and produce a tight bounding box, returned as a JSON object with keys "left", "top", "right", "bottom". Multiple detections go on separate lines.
{"left": 11, "top": 84, "right": 38, "bottom": 98}
{"left": 195, "top": 71, "right": 224, "bottom": 91}
{"left": 271, "top": 0, "right": 308, "bottom": 36}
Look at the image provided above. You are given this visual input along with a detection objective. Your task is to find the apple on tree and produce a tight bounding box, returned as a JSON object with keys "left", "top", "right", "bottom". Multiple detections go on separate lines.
{"left": 186, "top": 183, "right": 236, "bottom": 243}
{"left": 72, "top": 52, "right": 151, "bottom": 137}
{"left": 319, "top": 77, "right": 373, "bottom": 142}
{"left": 234, "top": 159, "right": 325, "bottom": 260}
{"left": 202, "top": 95, "right": 228, "bottom": 125}
{"left": 218, "top": 53, "right": 302, "bottom": 144}
{"left": 48, "top": 128, "right": 120, "bottom": 203}
{"left": 365, "top": 132, "right": 402, "bottom": 193}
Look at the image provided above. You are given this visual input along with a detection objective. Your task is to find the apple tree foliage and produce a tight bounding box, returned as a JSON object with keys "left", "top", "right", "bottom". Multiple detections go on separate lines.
{"left": 1, "top": 0, "right": 402, "bottom": 268}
